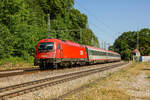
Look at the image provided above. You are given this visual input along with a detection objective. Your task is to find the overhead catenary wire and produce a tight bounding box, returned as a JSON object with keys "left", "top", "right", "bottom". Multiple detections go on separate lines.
{"left": 75, "top": 0, "right": 115, "bottom": 32}
{"left": 74, "top": 0, "right": 116, "bottom": 46}
{"left": 75, "top": 0, "right": 113, "bottom": 31}
{"left": 49, "top": 1, "right": 111, "bottom": 48}
{"left": 75, "top": 0, "right": 115, "bottom": 48}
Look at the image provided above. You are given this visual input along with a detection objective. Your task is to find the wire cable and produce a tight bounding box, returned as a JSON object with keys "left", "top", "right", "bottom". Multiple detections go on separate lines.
{"left": 74, "top": 0, "right": 117, "bottom": 40}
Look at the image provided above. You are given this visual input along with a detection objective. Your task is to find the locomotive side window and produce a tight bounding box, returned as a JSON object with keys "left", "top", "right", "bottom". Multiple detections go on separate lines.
{"left": 57, "top": 44, "right": 61, "bottom": 49}
{"left": 38, "top": 42, "right": 54, "bottom": 52}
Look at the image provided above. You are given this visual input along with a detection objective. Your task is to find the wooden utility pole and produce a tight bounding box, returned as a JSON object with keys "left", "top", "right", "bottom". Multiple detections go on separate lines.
{"left": 48, "top": 13, "right": 50, "bottom": 38}
{"left": 80, "top": 30, "right": 82, "bottom": 44}
{"left": 137, "top": 30, "right": 139, "bottom": 50}
{"left": 101, "top": 41, "right": 104, "bottom": 49}
{"left": 104, "top": 41, "right": 106, "bottom": 50}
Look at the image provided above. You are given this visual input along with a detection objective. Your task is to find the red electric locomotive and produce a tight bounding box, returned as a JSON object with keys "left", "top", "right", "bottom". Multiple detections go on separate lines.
{"left": 34, "top": 38, "right": 121, "bottom": 69}
{"left": 34, "top": 38, "right": 88, "bottom": 69}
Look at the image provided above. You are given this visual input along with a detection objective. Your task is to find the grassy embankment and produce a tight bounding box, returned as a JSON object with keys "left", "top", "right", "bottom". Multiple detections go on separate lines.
{"left": 0, "top": 57, "right": 37, "bottom": 70}
{"left": 64, "top": 62, "right": 150, "bottom": 100}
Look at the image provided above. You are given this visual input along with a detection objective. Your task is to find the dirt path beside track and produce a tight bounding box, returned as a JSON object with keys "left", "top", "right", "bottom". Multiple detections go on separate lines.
{"left": 63, "top": 62, "right": 150, "bottom": 100}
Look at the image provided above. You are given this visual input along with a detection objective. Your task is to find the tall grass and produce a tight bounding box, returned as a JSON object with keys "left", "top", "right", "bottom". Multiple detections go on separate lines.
{"left": 0, "top": 57, "right": 34, "bottom": 65}
{"left": 0, "top": 57, "right": 34, "bottom": 70}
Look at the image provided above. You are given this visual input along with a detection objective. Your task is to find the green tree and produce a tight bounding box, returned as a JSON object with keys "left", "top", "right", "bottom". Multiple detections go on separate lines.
{"left": 0, "top": 0, "right": 100, "bottom": 61}
{"left": 112, "top": 28, "right": 150, "bottom": 60}
{"left": 0, "top": 24, "right": 14, "bottom": 58}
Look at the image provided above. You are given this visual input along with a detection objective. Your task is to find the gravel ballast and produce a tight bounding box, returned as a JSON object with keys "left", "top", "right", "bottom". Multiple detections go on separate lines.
{"left": 3, "top": 62, "right": 131, "bottom": 100}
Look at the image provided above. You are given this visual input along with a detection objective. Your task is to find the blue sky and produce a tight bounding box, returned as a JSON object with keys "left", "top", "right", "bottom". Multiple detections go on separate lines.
{"left": 74, "top": 0, "right": 150, "bottom": 47}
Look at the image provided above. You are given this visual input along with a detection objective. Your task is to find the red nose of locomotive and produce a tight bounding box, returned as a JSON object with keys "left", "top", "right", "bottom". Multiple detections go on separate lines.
{"left": 36, "top": 41, "right": 56, "bottom": 59}
{"left": 34, "top": 39, "right": 56, "bottom": 66}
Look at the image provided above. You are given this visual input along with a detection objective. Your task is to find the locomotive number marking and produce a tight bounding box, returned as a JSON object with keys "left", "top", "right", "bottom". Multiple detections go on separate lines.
{"left": 41, "top": 55, "right": 47, "bottom": 57}
{"left": 80, "top": 50, "right": 83, "bottom": 55}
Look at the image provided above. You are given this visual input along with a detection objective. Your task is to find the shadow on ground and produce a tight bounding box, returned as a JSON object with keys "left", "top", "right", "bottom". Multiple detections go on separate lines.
{"left": 142, "top": 68, "right": 150, "bottom": 71}
{"left": 145, "top": 76, "right": 150, "bottom": 79}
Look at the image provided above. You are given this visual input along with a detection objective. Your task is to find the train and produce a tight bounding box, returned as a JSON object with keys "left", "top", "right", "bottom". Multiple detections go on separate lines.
{"left": 34, "top": 38, "right": 121, "bottom": 69}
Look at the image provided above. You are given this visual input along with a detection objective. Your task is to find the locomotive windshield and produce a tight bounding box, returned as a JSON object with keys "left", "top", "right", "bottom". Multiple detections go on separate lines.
{"left": 38, "top": 42, "right": 54, "bottom": 52}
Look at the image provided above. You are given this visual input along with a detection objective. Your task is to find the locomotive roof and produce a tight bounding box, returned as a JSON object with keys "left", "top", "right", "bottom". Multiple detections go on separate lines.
{"left": 38, "top": 38, "right": 120, "bottom": 55}
{"left": 39, "top": 38, "right": 61, "bottom": 42}
{"left": 39, "top": 38, "right": 85, "bottom": 47}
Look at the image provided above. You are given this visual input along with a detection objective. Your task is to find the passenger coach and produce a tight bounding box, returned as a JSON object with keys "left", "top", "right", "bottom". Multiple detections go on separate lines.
{"left": 87, "top": 46, "right": 121, "bottom": 63}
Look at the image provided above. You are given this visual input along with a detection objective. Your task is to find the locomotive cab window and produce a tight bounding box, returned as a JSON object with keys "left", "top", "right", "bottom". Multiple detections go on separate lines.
{"left": 38, "top": 42, "right": 54, "bottom": 52}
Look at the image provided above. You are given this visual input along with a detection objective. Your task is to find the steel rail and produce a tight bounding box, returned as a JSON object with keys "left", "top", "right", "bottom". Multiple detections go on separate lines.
{"left": 0, "top": 62, "right": 125, "bottom": 93}
{"left": 0, "top": 62, "right": 128, "bottom": 100}
{"left": 0, "top": 68, "right": 42, "bottom": 78}
{"left": 0, "top": 68, "right": 38, "bottom": 72}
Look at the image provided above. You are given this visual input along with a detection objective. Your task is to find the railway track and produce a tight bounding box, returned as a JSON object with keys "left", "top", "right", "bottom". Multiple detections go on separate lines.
{"left": 0, "top": 62, "right": 128, "bottom": 100}
{"left": 0, "top": 68, "right": 41, "bottom": 78}
{"left": 0, "top": 62, "right": 122, "bottom": 78}
{"left": 0, "top": 67, "right": 38, "bottom": 72}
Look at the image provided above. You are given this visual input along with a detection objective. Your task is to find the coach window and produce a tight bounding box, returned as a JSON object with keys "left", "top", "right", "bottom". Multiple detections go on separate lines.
{"left": 57, "top": 44, "right": 61, "bottom": 49}
{"left": 99, "top": 51, "right": 103, "bottom": 56}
